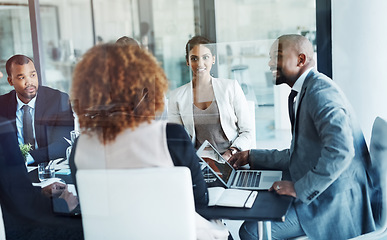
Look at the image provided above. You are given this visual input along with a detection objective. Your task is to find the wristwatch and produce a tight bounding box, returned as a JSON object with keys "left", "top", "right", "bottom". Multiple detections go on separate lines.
{"left": 228, "top": 148, "right": 238, "bottom": 155}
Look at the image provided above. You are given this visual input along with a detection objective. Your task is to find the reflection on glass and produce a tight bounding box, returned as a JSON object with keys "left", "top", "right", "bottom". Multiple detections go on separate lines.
{"left": 0, "top": 2, "right": 33, "bottom": 94}
{"left": 199, "top": 147, "right": 233, "bottom": 184}
{"left": 39, "top": 0, "right": 93, "bottom": 94}
{"left": 215, "top": 0, "right": 316, "bottom": 146}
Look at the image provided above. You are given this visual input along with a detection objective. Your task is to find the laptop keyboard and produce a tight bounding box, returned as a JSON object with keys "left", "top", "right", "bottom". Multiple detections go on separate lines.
{"left": 236, "top": 171, "right": 261, "bottom": 188}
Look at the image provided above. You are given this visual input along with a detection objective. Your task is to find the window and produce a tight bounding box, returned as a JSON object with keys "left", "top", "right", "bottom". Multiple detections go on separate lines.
{"left": 0, "top": 1, "right": 33, "bottom": 94}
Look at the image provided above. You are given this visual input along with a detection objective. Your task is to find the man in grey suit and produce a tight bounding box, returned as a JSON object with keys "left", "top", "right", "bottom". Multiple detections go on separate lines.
{"left": 229, "top": 34, "right": 375, "bottom": 239}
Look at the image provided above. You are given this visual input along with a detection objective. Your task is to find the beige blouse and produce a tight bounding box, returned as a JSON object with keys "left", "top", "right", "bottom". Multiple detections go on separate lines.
{"left": 74, "top": 120, "right": 174, "bottom": 170}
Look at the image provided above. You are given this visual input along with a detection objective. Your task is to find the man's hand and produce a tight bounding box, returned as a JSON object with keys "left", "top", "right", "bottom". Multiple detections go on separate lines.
{"left": 269, "top": 180, "right": 297, "bottom": 198}
{"left": 59, "top": 190, "right": 79, "bottom": 212}
{"left": 41, "top": 182, "right": 66, "bottom": 198}
{"left": 227, "top": 150, "right": 250, "bottom": 169}
{"left": 0, "top": 71, "right": 3, "bottom": 78}
{"left": 221, "top": 149, "right": 233, "bottom": 161}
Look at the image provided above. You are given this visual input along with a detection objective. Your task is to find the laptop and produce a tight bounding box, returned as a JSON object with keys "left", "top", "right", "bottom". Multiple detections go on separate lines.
{"left": 197, "top": 140, "right": 282, "bottom": 190}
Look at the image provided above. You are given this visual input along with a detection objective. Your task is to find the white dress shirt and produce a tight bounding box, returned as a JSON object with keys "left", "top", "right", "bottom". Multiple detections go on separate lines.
{"left": 16, "top": 94, "right": 38, "bottom": 164}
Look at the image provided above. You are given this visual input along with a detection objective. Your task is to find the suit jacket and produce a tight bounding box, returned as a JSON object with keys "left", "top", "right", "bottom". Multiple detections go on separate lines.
{"left": 168, "top": 78, "right": 254, "bottom": 151}
{"left": 0, "top": 86, "right": 74, "bottom": 164}
{"left": 0, "top": 117, "right": 83, "bottom": 239}
{"left": 249, "top": 69, "right": 375, "bottom": 239}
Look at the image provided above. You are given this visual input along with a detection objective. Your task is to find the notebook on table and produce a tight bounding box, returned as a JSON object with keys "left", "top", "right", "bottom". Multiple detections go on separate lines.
{"left": 197, "top": 140, "right": 282, "bottom": 190}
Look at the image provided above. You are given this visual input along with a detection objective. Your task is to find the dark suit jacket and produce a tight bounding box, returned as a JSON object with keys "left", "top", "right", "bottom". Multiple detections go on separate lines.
{"left": 0, "top": 86, "right": 74, "bottom": 164}
{"left": 0, "top": 118, "right": 83, "bottom": 240}
{"left": 249, "top": 69, "right": 375, "bottom": 239}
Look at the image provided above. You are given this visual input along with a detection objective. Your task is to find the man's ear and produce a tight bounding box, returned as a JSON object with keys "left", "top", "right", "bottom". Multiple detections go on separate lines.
{"left": 212, "top": 56, "right": 216, "bottom": 64}
{"left": 186, "top": 60, "right": 189, "bottom": 66}
{"left": 297, "top": 53, "right": 307, "bottom": 66}
{"left": 7, "top": 77, "right": 13, "bottom": 86}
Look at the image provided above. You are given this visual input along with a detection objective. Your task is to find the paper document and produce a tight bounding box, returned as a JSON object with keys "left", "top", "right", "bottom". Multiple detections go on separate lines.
{"left": 208, "top": 187, "right": 258, "bottom": 208}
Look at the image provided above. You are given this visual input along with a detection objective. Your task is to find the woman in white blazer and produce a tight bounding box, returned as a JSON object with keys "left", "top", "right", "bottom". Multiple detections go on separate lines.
{"left": 168, "top": 36, "right": 254, "bottom": 160}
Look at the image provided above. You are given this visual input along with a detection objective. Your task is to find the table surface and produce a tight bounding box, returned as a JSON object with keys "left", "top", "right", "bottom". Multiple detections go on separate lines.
{"left": 197, "top": 172, "right": 294, "bottom": 222}
{"left": 29, "top": 160, "right": 293, "bottom": 222}
{"left": 197, "top": 190, "right": 293, "bottom": 222}
{"left": 28, "top": 158, "right": 73, "bottom": 183}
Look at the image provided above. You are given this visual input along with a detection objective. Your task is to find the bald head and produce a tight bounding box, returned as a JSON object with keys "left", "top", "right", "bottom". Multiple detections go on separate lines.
{"left": 277, "top": 34, "right": 315, "bottom": 67}
{"left": 268, "top": 34, "right": 315, "bottom": 87}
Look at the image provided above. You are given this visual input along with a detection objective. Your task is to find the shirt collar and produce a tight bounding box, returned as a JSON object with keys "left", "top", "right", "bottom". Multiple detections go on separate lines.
{"left": 16, "top": 93, "right": 37, "bottom": 111}
{"left": 292, "top": 67, "right": 314, "bottom": 93}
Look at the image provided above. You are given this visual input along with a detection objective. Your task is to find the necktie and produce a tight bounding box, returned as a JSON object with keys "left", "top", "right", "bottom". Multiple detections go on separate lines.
{"left": 22, "top": 105, "right": 35, "bottom": 149}
{"left": 288, "top": 90, "right": 298, "bottom": 132}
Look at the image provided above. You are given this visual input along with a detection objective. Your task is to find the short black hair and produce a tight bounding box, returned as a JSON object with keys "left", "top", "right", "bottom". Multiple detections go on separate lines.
{"left": 185, "top": 35, "right": 215, "bottom": 62}
{"left": 6, "top": 55, "right": 34, "bottom": 76}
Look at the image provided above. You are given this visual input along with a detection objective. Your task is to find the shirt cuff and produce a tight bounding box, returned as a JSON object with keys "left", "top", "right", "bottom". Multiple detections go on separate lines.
{"left": 26, "top": 153, "right": 35, "bottom": 165}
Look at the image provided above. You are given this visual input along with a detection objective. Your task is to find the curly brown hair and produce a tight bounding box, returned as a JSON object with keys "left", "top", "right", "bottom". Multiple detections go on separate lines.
{"left": 71, "top": 44, "right": 168, "bottom": 143}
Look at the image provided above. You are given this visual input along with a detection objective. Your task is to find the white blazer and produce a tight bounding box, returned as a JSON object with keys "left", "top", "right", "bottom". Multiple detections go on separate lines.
{"left": 168, "top": 78, "right": 254, "bottom": 151}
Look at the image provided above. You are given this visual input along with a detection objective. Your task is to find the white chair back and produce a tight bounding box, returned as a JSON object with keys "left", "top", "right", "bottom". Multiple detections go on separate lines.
{"left": 370, "top": 117, "right": 387, "bottom": 235}
{"left": 349, "top": 116, "right": 387, "bottom": 240}
{"left": 76, "top": 167, "right": 196, "bottom": 240}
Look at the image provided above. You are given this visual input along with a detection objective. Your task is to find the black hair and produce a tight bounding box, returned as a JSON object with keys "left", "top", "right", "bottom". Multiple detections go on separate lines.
{"left": 185, "top": 35, "right": 216, "bottom": 62}
{"left": 6, "top": 55, "right": 34, "bottom": 76}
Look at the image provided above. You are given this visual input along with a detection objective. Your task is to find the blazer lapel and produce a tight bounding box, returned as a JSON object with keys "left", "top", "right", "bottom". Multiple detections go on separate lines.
{"left": 34, "top": 89, "right": 46, "bottom": 148}
{"left": 291, "top": 70, "right": 314, "bottom": 153}
{"left": 178, "top": 83, "right": 195, "bottom": 142}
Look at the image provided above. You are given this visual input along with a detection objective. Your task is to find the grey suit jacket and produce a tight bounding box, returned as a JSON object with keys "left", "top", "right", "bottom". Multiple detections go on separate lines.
{"left": 0, "top": 86, "right": 74, "bottom": 164}
{"left": 249, "top": 69, "right": 375, "bottom": 239}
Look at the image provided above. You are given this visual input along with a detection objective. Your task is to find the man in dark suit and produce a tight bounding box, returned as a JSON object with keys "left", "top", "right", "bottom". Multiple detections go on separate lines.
{"left": 0, "top": 54, "right": 74, "bottom": 165}
{"left": 229, "top": 34, "right": 375, "bottom": 239}
{"left": 0, "top": 117, "right": 82, "bottom": 239}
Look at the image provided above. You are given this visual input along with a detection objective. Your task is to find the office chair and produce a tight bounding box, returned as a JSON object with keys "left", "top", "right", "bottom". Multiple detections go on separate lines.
{"left": 76, "top": 167, "right": 197, "bottom": 240}
{"left": 349, "top": 116, "right": 387, "bottom": 240}
{"left": 292, "top": 117, "right": 387, "bottom": 240}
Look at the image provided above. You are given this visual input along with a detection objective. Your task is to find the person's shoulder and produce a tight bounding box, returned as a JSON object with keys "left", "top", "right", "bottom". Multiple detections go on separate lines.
{"left": 307, "top": 70, "right": 339, "bottom": 91}
{"left": 213, "top": 78, "right": 238, "bottom": 87}
{"left": 169, "top": 82, "right": 190, "bottom": 96}
{"left": 166, "top": 123, "right": 187, "bottom": 138}
{"left": 38, "top": 86, "right": 70, "bottom": 103}
{"left": 39, "top": 86, "right": 69, "bottom": 96}
{"left": 0, "top": 90, "right": 16, "bottom": 100}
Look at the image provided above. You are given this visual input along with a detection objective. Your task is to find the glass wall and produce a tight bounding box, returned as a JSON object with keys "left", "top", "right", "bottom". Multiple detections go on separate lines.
{"left": 93, "top": 0, "right": 139, "bottom": 44}
{"left": 0, "top": 1, "right": 33, "bottom": 94}
{"left": 214, "top": 0, "right": 316, "bottom": 148}
{"left": 151, "top": 0, "right": 195, "bottom": 90}
{"left": 0, "top": 0, "right": 317, "bottom": 148}
{"left": 39, "top": 0, "right": 93, "bottom": 93}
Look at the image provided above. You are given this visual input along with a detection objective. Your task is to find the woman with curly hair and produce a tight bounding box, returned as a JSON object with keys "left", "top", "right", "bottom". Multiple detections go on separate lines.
{"left": 69, "top": 44, "right": 208, "bottom": 208}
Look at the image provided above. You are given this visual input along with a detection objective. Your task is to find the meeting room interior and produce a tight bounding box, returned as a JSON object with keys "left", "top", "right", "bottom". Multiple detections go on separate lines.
{"left": 0, "top": 0, "right": 387, "bottom": 240}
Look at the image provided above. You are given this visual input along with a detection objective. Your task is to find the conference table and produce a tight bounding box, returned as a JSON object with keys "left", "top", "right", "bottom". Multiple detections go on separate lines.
{"left": 196, "top": 179, "right": 294, "bottom": 240}
{"left": 28, "top": 159, "right": 293, "bottom": 240}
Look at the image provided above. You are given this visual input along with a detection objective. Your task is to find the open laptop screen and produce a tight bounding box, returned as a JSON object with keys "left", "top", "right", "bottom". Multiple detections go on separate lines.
{"left": 197, "top": 141, "right": 234, "bottom": 185}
